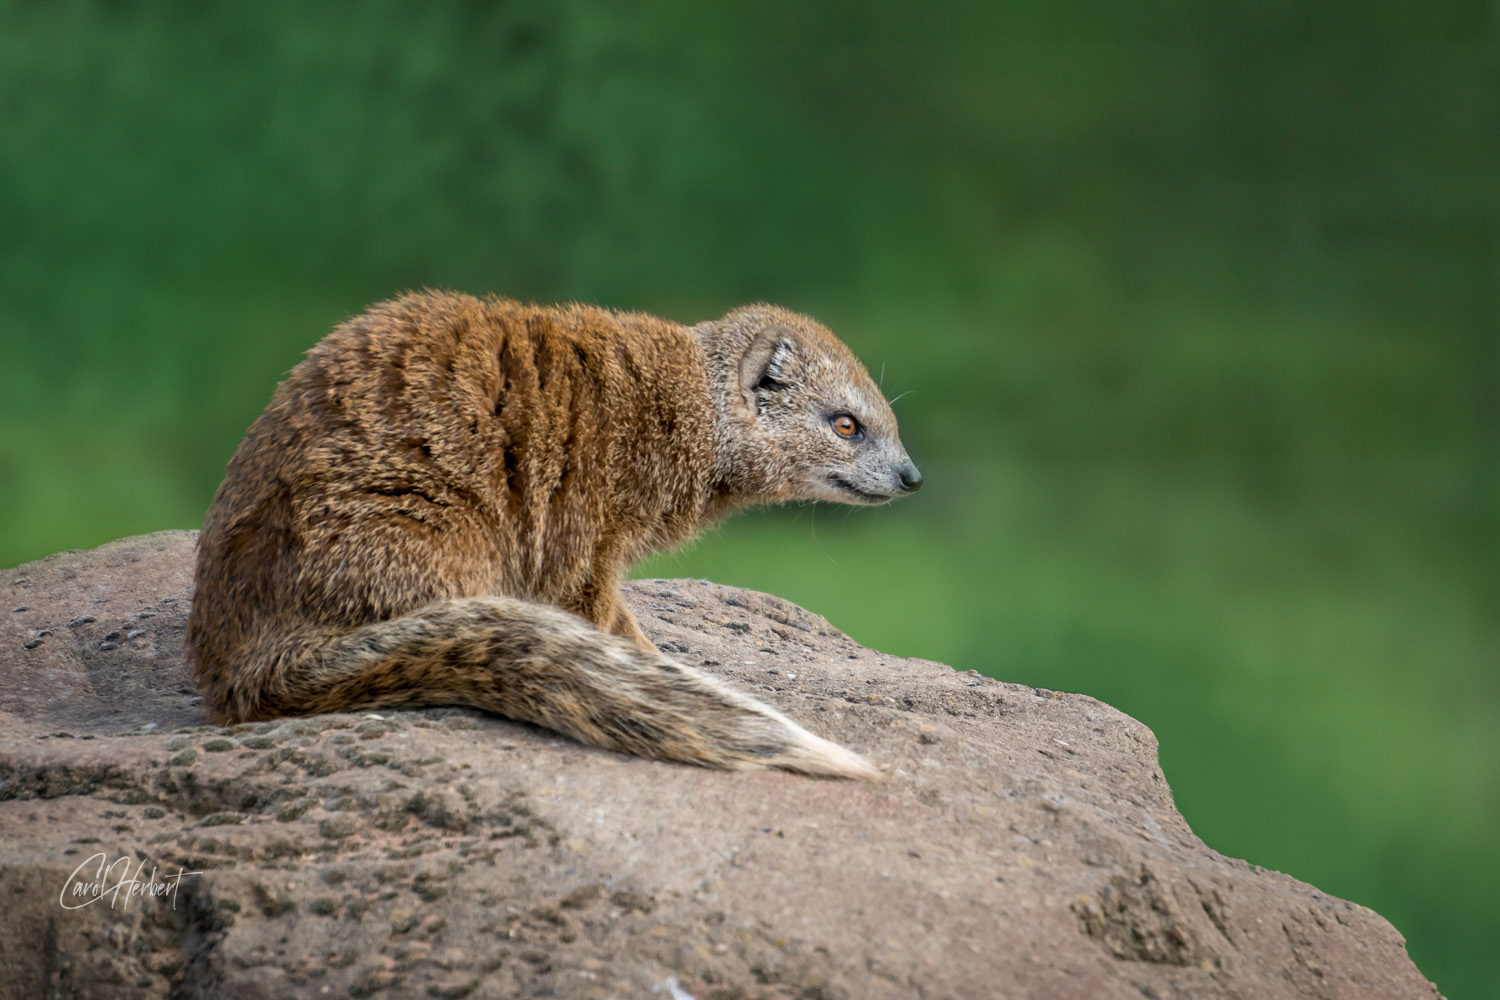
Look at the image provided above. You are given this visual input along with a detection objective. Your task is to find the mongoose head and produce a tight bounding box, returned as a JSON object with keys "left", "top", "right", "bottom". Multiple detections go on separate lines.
{"left": 695, "top": 305, "right": 922, "bottom": 506}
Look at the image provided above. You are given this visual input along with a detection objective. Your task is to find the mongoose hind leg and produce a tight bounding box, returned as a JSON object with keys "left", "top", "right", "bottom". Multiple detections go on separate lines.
{"left": 284, "top": 596, "right": 879, "bottom": 779}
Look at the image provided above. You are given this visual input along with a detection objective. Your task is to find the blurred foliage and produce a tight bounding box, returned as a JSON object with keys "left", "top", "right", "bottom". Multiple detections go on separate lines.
{"left": 0, "top": 2, "right": 1495, "bottom": 994}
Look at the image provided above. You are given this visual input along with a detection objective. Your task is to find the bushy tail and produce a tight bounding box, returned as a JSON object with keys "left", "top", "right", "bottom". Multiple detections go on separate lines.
{"left": 229, "top": 596, "right": 879, "bottom": 779}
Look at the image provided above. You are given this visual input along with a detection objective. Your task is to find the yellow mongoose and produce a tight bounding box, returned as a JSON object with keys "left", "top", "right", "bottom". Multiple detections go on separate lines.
{"left": 188, "top": 291, "right": 921, "bottom": 777}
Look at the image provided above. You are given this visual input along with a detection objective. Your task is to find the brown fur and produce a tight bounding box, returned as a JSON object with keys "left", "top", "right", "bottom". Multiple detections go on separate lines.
{"left": 188, "top": 291, "right": 919, "bottom": 777}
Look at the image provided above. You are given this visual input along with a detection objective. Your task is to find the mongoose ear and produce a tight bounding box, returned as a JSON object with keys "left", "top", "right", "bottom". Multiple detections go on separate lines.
{"left": 737, "top": 328, "right": 794, "bottom": 408}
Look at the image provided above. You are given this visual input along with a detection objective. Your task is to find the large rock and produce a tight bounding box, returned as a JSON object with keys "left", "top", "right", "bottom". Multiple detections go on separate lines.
{"left": 0, "top": 532, "right": 1437, "bottom": 999}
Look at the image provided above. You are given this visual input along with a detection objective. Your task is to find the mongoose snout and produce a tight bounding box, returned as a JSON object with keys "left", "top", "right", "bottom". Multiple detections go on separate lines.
{"left": 188, "top": 290, "right": 919, "bottom": 778}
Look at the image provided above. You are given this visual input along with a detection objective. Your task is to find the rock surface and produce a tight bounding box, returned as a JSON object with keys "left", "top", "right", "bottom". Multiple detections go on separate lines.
{"left": 0, "top": 532, "right": 1437, "bottom": 1000}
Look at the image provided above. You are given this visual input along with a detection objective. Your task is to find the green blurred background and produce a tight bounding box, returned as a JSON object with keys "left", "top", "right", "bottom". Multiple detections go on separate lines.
{"left": 1, "top": 2, "right": 1494, "bottom": 993}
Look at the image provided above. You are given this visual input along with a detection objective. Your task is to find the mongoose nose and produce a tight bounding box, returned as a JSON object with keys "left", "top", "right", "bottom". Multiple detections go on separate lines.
{"left": 898, "top": 464, "right": 923, "bottom": 493}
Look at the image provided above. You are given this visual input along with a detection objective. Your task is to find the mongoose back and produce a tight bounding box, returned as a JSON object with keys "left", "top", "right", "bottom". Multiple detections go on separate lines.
{"left": 188, "top": 291, "right": 922, "bottom": 777}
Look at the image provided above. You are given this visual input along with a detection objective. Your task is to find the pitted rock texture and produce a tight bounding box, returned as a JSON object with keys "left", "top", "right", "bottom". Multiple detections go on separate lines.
{"left": 1, "top": 532, "right": 1438, "bottom": 999}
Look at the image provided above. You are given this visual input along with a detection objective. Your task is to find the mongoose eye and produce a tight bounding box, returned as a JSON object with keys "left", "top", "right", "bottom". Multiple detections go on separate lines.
{"left": 830, "top": 414, "right": 862, "bottom": 440}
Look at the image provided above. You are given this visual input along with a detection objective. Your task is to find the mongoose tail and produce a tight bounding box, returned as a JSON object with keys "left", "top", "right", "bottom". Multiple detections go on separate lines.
{"left": 228, "top": 596, "right": 880, "bottom": 779}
